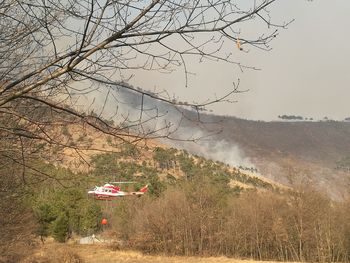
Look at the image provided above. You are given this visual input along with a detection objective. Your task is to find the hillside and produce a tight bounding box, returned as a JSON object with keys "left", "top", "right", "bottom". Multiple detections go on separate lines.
{"left": 2, "top": 97, "right": 350, "bottom": 263}
{"left": 44, "top": 120, "right": 282, "bottom": 192}
{"left": 94, "top": 86, "right": 350, "bottom": 199}
{"left": 193, "top": 115, "right": 350, "bottom": 199}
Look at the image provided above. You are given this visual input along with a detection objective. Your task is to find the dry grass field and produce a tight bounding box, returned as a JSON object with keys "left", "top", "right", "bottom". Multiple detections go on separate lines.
{"left": 21, "top": 242, "right": 284, "bottom": 263}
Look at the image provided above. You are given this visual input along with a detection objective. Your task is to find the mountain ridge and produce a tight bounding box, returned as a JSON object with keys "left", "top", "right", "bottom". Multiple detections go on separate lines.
{"left": 99, "top": 86, "right": 350, "bottom": 198}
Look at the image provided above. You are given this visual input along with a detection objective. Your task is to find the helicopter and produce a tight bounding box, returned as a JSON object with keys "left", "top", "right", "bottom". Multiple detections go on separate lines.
{"left": 88, "top": 182, "right": 148, "bottom": 200}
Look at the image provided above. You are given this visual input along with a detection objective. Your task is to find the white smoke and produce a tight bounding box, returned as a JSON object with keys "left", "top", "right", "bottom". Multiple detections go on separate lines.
{"left": 76, "top": 83, "right": 255, "bottom": 169}
{"left": 164, "top": 128, "right": 255, "bottom": 168}
{"left": 196, "top": 139, "right": 254, "bottom": 168}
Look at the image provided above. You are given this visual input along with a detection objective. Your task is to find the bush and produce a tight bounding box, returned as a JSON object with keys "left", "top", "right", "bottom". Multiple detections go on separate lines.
{"left": 35, "top": 204, "right": 57, "bottom": 238}
{"left": 52, "top": 213, "right": 69, "bottom": 243}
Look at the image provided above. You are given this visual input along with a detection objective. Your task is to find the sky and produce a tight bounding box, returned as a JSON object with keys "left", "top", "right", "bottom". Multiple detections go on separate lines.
{"left": 128, "top": 0, "right": 350, "bottom": 121}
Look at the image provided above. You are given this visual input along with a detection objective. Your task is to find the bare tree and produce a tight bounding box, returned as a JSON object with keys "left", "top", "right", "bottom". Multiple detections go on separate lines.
{"left": 0, "top": 0, "right": 287, "bottom": 130}
{"left": 0, "top": 0, "right": 291, "bottom": 180}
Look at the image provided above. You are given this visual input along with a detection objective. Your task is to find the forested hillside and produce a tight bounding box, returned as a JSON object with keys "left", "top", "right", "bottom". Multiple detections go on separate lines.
{"left": 106, "top": 87, "right": 350, "bottom": 199}
{"left": 3, "top": 139, "right": 350, "bottom": 262}
{"left": 202, "top": 116, "right": 350, "bottom": 198}
{"left": 1, "top": 95, "right": 350, "bottom": 262}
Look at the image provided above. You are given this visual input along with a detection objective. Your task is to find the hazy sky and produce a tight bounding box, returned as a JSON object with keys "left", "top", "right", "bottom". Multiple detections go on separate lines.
{"left": 128, "top": 0, "right": 350, "bottom": 121}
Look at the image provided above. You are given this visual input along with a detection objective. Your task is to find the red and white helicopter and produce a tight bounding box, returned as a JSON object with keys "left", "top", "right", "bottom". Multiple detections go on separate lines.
{"left": 88, "top": 182, "right": 148, "bottom": 200}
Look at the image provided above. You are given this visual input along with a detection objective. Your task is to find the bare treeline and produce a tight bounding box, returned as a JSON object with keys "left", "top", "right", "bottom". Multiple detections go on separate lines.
{"left": 112, "top": 180, "right": 350, "bottom": 262}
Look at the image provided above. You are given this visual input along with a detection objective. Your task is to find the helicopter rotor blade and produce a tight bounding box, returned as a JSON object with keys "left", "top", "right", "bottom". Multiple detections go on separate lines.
{"left": 107, "top": 181, "right": 135, "bottom": 184}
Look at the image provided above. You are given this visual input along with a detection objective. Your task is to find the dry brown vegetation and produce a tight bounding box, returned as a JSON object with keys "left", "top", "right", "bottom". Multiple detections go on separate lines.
{"left": 104, "top": 180, "right": 350, "bottom": 262}
{"left": 20, "top": 242, "right": 297, "bottom": 263}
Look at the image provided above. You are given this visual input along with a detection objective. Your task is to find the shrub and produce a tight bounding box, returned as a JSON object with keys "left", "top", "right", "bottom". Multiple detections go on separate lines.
{"left": 52, "top": 213, "right": 69, "bottom": 243}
